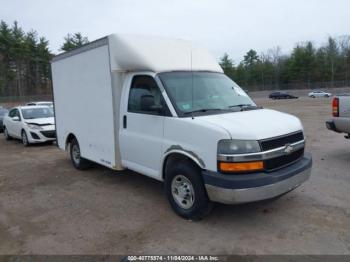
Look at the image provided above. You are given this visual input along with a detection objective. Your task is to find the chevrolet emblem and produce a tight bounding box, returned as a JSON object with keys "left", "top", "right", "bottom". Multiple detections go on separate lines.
{"left": 283, "top": 144, "right": 294, "bottom": 155}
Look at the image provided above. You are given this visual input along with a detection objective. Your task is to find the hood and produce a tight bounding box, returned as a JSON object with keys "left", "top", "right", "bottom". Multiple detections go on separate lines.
{"left": 25, "top": 117, "right": 55, "bottom": 126}
{"left": 196, "top": 109, "right": 303, "bottom": 140}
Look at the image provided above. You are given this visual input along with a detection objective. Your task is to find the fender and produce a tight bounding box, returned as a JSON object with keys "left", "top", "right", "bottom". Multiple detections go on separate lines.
{"left": 162, "top": 146, "right": 206, "bottom": 178}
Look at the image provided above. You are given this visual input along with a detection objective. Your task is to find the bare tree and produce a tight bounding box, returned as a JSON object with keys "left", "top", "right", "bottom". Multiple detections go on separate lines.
{"left": 338, "top": 35, "right": 350, "bottom": 82}
{"left": 267, "top": 46, "right": 282, "bottom": 88}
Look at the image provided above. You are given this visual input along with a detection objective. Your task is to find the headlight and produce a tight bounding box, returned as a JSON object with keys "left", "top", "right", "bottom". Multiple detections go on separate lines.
{"left": 218, "top": 140, "right": 261, "bottom": 155}
{"left": 218, "top": 140, "right": 263, "bottom": 173}
{"left": 26, "top": 123, "right": 43, "bottom": 130}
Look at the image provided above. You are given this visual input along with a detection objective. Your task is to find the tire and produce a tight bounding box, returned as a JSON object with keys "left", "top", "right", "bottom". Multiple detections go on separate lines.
{"left": 4, "top": 127, "right": 12, "bottom": 140}
{"left": 311, "top": 95, "right": 315, "bottom": 98}
{"left": 22, "top": 130, "right": 30, "bottom": 147}
{"left": 164, "top": 160, "right": 213, "bottom": 220}
{"left": 69, "top": 138, "right": 92, "bottom": 170}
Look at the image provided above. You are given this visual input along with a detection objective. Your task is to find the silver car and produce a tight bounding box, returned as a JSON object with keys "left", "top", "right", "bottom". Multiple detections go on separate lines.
{"left": 308, "top": 90, "right": 331, "bottom": 98}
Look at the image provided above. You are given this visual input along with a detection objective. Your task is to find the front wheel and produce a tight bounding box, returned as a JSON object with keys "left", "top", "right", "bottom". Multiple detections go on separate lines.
{"left": 69, "top": 138, "right": 92, "bottom": 170}
{"left": 4, "top": 127, "right": 12, "bottom": 141}
{"left": 164, "top": 160, "right": 213, "bottom": 220}
{"left": 22, "top": 130, "right": 30, "bottom": 147}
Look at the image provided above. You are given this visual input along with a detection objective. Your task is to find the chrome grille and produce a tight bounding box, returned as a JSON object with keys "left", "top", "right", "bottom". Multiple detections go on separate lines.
{"left": 260, "top": 131, "right": 304, "bottom": 151}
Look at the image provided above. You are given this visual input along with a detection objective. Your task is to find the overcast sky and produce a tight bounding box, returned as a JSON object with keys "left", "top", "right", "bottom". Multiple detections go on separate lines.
{"left": 1, "top": 0, "right": 350, "bottom": 62}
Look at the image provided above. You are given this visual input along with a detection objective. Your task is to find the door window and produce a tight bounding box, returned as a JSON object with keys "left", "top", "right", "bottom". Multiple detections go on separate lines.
{"left": 128, "top": 75, "right": 169, "bottom": 116}
{"left": 9, "top": 109, "right": 19, "bottom": 119}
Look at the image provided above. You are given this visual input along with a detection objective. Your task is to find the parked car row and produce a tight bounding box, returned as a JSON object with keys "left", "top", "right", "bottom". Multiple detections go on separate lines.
{"left": 1, "top": 102, "right": 55, "bottom": 147}
{"left": 268, "top": 90, "right": 332, "bottom": 100}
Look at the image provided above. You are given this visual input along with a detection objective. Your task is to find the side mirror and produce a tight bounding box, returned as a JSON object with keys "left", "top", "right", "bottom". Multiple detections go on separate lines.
{"left": 12, "top": 116, "right": 20, "bottom": 121}
{"left": 140, "top": 95, "right": 163, "bottom": 112}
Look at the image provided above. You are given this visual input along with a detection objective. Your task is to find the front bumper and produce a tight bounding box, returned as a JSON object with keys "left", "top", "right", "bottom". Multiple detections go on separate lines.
{"left": 27, "top": 129, "right": 56, "bottom": 143}
{"left": 326, "top": 120, "right": 338, "bottom": 132}
{"left": 203, "top": 153, "right": 312, "bottom": 204}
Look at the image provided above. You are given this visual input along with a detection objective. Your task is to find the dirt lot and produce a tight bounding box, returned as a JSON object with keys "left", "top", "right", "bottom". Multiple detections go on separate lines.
{"left": 0, "top": 97, "right": 349, "bottom": 255}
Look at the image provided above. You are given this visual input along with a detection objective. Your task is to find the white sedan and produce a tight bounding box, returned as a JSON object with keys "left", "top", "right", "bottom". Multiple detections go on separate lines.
{"left": 3, "top": 106, "right": 56, "bottom": 146}
{"left": 308, "top": 91, "right": 332, "bottom": 98}
{"left": 26, "top": 101, "right": 53, "bottom": 107}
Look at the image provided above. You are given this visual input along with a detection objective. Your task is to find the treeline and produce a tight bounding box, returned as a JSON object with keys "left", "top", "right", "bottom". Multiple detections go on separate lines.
{"left": 220, "top": 36, "right": 350, "bottom": 90}
{"left": 1, "top": 19, "right": 350, "bottom": 97}
{"left": 0, "top": 21, "right": 52, "bottom": 97}
{"left": 0, "top": 20, "right": 88, "bottom": 97}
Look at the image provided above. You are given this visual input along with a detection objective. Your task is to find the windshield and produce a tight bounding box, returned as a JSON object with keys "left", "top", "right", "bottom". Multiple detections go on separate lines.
{"left": 158, "top": 72, "right": 255, "bottom": 115}
{"left": 21, "top": 107, "right": 54, "bottom": 119}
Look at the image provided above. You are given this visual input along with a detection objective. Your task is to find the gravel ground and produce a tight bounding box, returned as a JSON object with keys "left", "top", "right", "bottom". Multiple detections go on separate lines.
{"left": 0, "top": 97, "right": 349, "bottom": 255}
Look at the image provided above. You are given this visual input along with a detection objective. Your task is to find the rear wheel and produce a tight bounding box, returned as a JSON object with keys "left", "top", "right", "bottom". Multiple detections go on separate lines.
{"left": 4, "top": 127, "right": 12, "bottom": 140}
{"left": 22, "top": 130, "right": 30, "bottom": 147}
{"left": 164, "top": 160, "right": 213, "bottom": 220}
{"left": 69, "top": 138, "right": 92, "bottom": 170}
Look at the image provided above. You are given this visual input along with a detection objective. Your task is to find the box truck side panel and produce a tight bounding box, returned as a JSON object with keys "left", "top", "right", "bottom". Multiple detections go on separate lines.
{"left": 52, "top": 44, "right": 116, "bottom": 168}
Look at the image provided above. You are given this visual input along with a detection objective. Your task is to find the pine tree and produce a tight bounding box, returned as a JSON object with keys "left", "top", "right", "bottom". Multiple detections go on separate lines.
{"left": 60, "top": 33, "right": 89, "bottom": 51}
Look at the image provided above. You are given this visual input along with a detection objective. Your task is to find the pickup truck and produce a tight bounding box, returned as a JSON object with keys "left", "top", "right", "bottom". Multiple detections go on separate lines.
{"left": 51, "top": 34, "right": 312, "bottom": 219}
{"left": 326, "top": 95, "right": 350, "bottom": 138}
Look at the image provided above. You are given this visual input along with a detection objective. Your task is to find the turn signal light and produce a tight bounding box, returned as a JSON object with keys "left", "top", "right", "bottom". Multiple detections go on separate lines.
{"left": 332, "top": 97, "right": 339, "bottom": 117}
{"left": 219, "top": 161, "right": 264, "bottom": 172}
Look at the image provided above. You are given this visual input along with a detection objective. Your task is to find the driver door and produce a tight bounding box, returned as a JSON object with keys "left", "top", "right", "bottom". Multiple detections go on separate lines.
{"left": 7, "top": 109, "right": 22, "bottom": 138}
{"left": 119, "top": 74, "right": 170, "bottom": 179}
{"left": 13, "top": 109, "right": 23, "bottom": 137}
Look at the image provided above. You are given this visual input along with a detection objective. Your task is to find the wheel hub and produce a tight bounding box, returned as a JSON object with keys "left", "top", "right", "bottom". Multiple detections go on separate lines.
{"left": 171, "top": 175, "right": 195, "bottom": 209}
{"left": 72, "top": 145, "right": 80, "bottom": 163}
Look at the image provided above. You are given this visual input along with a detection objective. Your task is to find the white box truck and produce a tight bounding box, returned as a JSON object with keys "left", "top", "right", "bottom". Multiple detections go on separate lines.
{"left": 51, "top": 34, "right": 312, "bottom": 219}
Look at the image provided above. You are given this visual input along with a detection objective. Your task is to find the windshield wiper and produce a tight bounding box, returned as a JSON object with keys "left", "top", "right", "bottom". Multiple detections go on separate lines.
{"left": 228, "top": 104, "right": 262, "bottom": 111}
{"left": 183, "top": 108, "right": 223, "bottom": 115}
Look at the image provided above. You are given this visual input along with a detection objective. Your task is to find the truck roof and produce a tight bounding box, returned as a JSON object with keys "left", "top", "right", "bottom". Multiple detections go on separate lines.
{"left": 52, "top": 34, "right": 223, "bottom": 74}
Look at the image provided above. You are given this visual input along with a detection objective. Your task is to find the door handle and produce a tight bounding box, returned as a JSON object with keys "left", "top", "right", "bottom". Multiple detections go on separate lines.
{"left": 123, "top": 115, "right": 127, "bottom": 129}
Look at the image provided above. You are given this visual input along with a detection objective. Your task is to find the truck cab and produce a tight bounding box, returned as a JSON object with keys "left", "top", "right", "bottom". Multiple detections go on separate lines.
{"left": 51, "top": 34, "right": 312, "bottom": 219}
